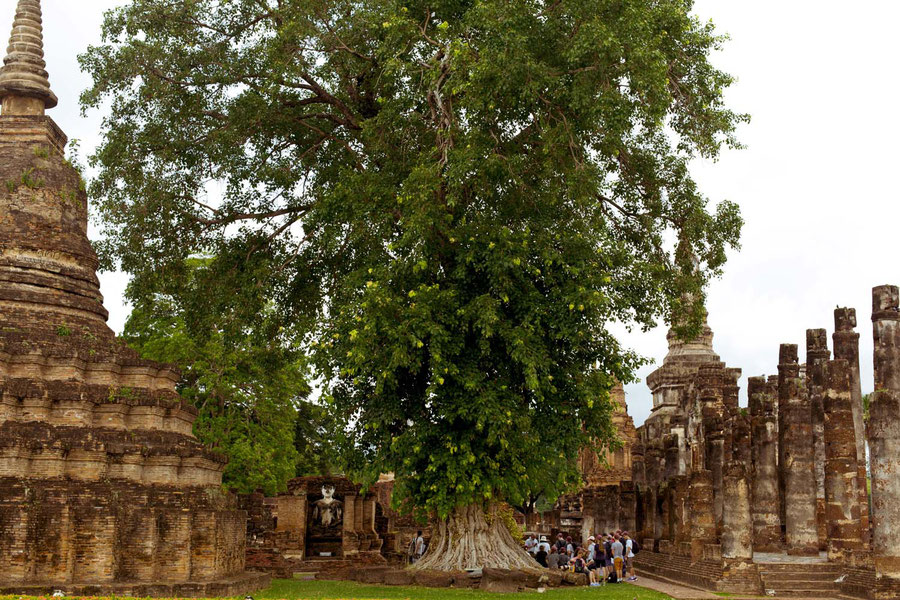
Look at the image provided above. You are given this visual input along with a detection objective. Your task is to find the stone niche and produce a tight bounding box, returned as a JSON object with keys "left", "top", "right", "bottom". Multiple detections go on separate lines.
{"left": 278, "top": 476, "right": 383, "bottom": 560}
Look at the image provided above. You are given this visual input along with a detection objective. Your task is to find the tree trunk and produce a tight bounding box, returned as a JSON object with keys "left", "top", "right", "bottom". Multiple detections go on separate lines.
{"left": 412, "top": 502, "right": 537, "bottom": 571}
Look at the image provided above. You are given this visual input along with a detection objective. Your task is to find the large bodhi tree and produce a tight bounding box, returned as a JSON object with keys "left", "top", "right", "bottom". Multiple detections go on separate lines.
{"left": 81, "top": 0, "right": 745, "bottom": 570}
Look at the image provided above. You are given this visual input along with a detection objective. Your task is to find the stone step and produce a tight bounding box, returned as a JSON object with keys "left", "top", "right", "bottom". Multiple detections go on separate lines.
{"left": 761, "top": 589, "right": 839, "bottom": 598}
{"left": 758, "top": 564, "right": 840, "bottom": 572}
{"left": 762, "top": 580, "right": 838, "bottom": 589}
{"left": 761, "top": 577, "right": 839, "bottom": 583}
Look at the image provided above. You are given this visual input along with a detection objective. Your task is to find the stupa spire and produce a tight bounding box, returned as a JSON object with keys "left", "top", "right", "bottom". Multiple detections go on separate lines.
{"left": 0, "top": 0, "right": 57, "bottom": 115}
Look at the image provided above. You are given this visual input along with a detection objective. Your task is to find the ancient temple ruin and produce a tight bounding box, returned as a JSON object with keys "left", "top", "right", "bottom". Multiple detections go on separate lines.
{"left": 631, "top": 289, "right": 900, "bottom": 599}
{"left": 0, "top": 1, "right": 265, "bottom": 595}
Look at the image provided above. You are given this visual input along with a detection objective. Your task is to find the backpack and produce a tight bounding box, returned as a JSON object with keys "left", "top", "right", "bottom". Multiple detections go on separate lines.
{"left": 631, "top": 538, "right": 641, "bottom": 555}
{"left": 574, "top": 558, "right": 586, "bottom": 573}
{"left": 607, "top": 570, "right": 618, "bottom": 584}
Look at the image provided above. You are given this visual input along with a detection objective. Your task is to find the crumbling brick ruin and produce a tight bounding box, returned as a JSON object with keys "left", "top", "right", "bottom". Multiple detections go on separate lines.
{"left": 631, "top": 290, "right": 900, "bottom": 599}
{"left": 0, "top": 1, "right": 266, "bottom": 595}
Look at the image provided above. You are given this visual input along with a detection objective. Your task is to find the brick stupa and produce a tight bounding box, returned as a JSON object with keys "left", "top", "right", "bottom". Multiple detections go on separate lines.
{"left": 0, "top": 1, "right": 267, "bottom": 595}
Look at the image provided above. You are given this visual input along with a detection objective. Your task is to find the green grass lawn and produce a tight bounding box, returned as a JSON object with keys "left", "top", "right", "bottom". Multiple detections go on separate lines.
{"left": 255, "top": 578, "right": 673, "bottom": 600}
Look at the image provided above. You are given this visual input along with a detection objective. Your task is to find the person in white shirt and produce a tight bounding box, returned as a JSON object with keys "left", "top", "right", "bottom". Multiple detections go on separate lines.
{"left": 624, "top": 533, "right": 637, "bottom": 581}
{"left": 525, "top": 534, "right": 537, "bottom": 554}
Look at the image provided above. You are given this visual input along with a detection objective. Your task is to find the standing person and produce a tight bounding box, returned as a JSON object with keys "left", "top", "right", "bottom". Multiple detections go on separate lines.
{"left": 611, "top": 535, "right": 625, "bottom": 582}
{"left": 409, "top": 531, "right": 426, "bottom": 564}
{"left": 595, "top": 537, "right": 608, "bottom": 585}
{"left": 565, "top": 536, "right": 574, "bottom": 556}
{"left": 585, "top": 537, "right": 600, "bottom": 585}
{"left": 603, "top": 534, "right": 613, "bottom": 580}
{"left": 525, "top": 534, "right": 537, "bottom": 554}
{"left": 624, "top": 532, "right": 638, "bottom": 582}
{"left": 555, "top": 533, "right": 566, "bottom": 551}
{"left": 407, "top": 535, "right": 417, "bottom": 565}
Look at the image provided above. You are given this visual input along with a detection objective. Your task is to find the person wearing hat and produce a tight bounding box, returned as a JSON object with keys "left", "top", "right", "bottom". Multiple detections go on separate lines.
{"left": 537, "top": 535, "right": 551, "bottom": 554}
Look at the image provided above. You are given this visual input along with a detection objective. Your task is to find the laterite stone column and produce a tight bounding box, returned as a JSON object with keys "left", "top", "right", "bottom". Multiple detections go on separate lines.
{"left": 749, "top": 376, "right": 781, "bottom": 552}
{"left": 822, "top": 358, "right": 864, "bottom": 564}
{"left": 722, "top": 409, "right": 753, "bottom": 562}
{"left": 870, "top": 286, "right": 900, "bottom": 593}
{"left": 778, "top": 344, "right": 819, "bottom": 555}
{"left": 834, "top": 307, "right": 871, "bottom": 545}
{"left": 699, "top": 363, "right": 727, "bottom": 537}
{"left": 689, "top": 468, "right": 716, "bottom": 563}
{"left": 806, "top": 329, "right": 830, "bottom": 551}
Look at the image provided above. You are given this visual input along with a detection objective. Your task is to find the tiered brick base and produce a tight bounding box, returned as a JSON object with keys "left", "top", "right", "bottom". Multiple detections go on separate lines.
{"left": 0, "top": 478, "right": 248, "bottom": 583}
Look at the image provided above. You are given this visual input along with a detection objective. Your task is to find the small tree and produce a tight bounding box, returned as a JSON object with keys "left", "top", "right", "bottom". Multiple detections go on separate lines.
{"left": 82, "top": 0, "right": 745, "bottom": 569}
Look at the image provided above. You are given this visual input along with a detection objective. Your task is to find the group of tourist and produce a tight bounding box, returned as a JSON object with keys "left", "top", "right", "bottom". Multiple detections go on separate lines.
{"left": 525, "top": 531, "right": 638, "bottom": 585}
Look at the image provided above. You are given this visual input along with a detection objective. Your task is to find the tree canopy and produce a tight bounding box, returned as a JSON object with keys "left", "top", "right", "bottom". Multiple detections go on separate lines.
{"left": 82, "top": 0, "right": 745, "bottom": 528}
{"left": 120, "top": 256, "right": 316, "bottom": 495}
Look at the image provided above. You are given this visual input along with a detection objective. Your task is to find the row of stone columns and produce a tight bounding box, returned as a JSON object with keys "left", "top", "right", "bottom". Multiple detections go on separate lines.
{"left": 755, "top": 286, "right": 900, "bottom": 589}
{"left": 635, "top": 286, "right": 900, "bottom": 594}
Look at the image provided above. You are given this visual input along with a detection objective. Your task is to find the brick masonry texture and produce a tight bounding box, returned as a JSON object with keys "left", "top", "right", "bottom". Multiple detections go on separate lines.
{"left": 0, "top": 3, "right": 265, "bottom": 592}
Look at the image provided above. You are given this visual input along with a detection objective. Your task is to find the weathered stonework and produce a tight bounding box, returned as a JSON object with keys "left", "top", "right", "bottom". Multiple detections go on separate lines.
{"left": 822, "top": 358, "right": 864, "bottom": 564}
{"left": 633, "top": 290, "right": 895, "bottom": 598}
{"left": 834, "top": 307, "right": 871, "bottom": 546}
{"left": 748, "top": 376, "right": 781, "bottom": 552}
{"left": 0, "top": 2, "right": 264, "bottom": 595}
{"left": 806, "top": 329, "right": 829, "bottom": 552}
{"left": 870, "top": 285, "right": 900, "bottom": 591}
{"left": 688, "top": 469, "right": 716, "bottom": 563}
{"left": 778, "top": 344, "right": 819, "bottom": 556}
{"left": 721, "top": 410, "right": 752, "bottom": 564}
{"left": 578, "top": 382, "right": 637, "bottom": 487}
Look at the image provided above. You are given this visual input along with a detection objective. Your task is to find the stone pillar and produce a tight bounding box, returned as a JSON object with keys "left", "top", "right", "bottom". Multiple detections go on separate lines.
{"left": 632, "top": 441, "right": 646, "bottom": 488}
{"left": 806, "top": 329, "right": 830, "bottom": 551}
{"left": 672, "top": 475, "right": 691, "bottom": 550}
{"left": 833, "top": 307, "right": 871, "bottom": 545}
{"left": 664, "top": 434, "right": 680, "bottom": 482}
{"left": 689, "top": 469, "right": 716, "bottom": 563}
{"left": 749, "top": 376, "right": 782, "bottom": 552}
{"left": 722, "top": 406, "right": 753, "bottom": 563}
{"left": 645, "top": 440, "right": 663, "bottom": 545}
{"left": 724, "top": 368, "right": 741, "bottom": 413}
{"left": 631, "top": 441, "right": 648, "bottom": 541}
{"left": 870, "top": 286, "right": 900, "bottom": 588}
{"left": 778, "top": 343, "right": 819, "bottom": 555}
{"left": 722, "top": 462, "right": 753, "bottom": 561}
{"left": 699, "top": 364, "right": 727, "bottom": 538}
{"left": 768, "top": 373, "right": 784, "bottom": 537}
{"left": 822, "top": 358, "right": 864, "bottom": 564}
{"left": 342, "top": 496, "right": 359, "bottom": 555}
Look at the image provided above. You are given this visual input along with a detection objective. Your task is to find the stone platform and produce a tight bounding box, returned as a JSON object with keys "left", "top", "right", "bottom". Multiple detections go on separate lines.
{"left": 634, "top": 551, "right": 887, "bottom": 599}
{"left": 0, "top": 572, "right": 270, "bottom": 598}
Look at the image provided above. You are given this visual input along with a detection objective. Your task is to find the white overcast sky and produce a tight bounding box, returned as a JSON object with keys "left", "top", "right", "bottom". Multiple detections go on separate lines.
{"left": 11, "top": 0, "right": 900, "bottom": 426}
